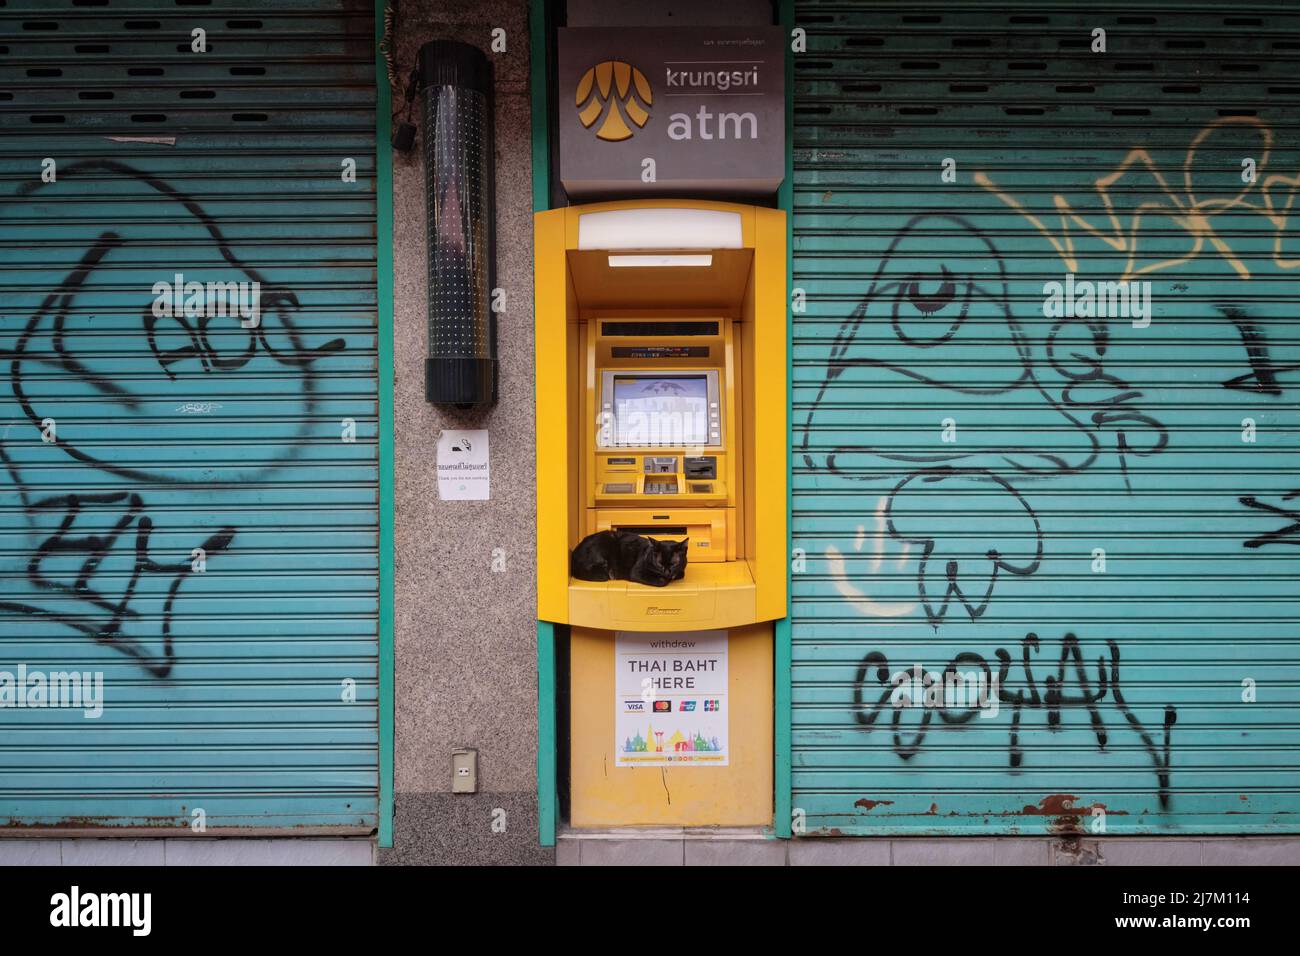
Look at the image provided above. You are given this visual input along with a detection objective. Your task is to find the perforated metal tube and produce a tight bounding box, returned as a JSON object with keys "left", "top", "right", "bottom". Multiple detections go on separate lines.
{"left": 419, "top": 40, "right": 496, "bottom": 406}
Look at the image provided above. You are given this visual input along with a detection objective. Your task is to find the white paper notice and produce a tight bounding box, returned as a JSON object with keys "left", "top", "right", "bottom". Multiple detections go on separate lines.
{"left": 614, "top": 630, "right": 728, "bottom": 767}
{"left": 436, "top": 429, "right": 490, "bottom": 500}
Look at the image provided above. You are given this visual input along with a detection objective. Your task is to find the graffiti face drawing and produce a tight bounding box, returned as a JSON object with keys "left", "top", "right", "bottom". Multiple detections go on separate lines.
{"left": 1, "top": 162, "right": 347, "bottom": 676}
{"left": 799, "top": 215, "right": 1171, "bottom": 625}
{"left": 6, "top": 161, "right": 344, "bottom": 486}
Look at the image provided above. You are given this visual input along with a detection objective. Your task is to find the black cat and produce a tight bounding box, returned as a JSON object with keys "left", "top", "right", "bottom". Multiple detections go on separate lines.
{"left": 570, "top": 530, "right": 688, "bottom": 587}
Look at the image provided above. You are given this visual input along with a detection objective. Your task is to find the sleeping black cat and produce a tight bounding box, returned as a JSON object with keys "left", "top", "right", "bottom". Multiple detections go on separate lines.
{"left": 570, "top": 530, "right": 688, "bottom": 587}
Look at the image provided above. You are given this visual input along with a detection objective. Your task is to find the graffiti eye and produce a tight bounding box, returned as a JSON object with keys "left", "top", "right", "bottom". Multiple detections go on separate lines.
{"left": 903, "top": 266, "right": 957, "bottom": 315}
{"left": 890, "top": 265, "right": 970, "bottom": 348}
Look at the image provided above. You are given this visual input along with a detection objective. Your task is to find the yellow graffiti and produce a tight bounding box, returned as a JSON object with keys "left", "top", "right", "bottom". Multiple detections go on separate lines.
{"left": 974, "top": 116, "right": 1300, "bottom": 281}
{"left": 825, "top": 497, "right": 916, "bottom": 618}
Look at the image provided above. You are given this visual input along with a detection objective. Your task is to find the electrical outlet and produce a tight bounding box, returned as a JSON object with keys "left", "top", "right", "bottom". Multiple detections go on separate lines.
{"left": 451, "top": 748, "right": 478, "bottom": 794}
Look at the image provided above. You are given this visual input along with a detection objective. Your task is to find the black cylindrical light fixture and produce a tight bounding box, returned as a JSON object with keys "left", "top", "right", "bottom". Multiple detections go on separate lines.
{"left": 419, "top": 40, "right": 496, "bottom": 406}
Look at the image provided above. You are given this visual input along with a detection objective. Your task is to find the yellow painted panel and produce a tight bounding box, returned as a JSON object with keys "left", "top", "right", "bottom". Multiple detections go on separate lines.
{"left": 566, "top": 249, "right": 754, "bottom": 310}
{"left": 570, "top": 623, "right": 774, "bottom": 827}
{"left": 535, "top": 208, "right": 572, "bottom": 623}
{"left": 591, "top": 508, "right": 729, "bottom": 563}
{"left": 752, "top": 206, "right": 788, "bottom": 622}
{"left": 568, "top": 561, "right": 756, "bottom": 632}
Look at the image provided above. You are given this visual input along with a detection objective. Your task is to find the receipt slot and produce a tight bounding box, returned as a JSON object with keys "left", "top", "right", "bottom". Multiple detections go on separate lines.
{"left": 535, "top": 201, "right": 786, "bottom": 826}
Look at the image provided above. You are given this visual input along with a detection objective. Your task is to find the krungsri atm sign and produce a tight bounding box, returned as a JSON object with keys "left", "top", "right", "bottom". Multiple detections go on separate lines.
{"left": 557, "top": 26, "right": 785, "bottom": 200}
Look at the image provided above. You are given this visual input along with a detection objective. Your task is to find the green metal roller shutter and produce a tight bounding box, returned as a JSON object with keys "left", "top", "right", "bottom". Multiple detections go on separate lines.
{"left": 793, "top": 0, "right": 1300, "bottom": 834}
{"left": 0, "top": 0, "right": 379, "bottom": 830}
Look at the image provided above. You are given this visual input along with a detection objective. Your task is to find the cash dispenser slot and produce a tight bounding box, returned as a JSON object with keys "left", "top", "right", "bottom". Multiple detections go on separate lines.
{"left": 594, "top": 509, "right": 729, "bottom": 563}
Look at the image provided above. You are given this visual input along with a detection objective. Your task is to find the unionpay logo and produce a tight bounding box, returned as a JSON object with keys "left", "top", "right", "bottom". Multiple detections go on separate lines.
{"left": 575, "top": 60, "right": 652, "bottom": 141}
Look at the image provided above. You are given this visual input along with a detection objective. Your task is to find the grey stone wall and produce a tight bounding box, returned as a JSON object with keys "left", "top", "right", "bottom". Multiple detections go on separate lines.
{"left": 380, "top": 0, "right": 548, "bottom": 866}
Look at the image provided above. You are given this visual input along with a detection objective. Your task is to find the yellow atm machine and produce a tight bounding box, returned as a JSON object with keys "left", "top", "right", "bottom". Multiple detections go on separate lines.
{"left": 535, "top": 200, "right": 786, "bottom": 827}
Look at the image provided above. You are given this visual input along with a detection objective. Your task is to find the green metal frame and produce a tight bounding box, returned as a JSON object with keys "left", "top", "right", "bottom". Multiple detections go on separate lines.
{"left": 375, "top": 0, "right": 396, "bottom": 849}
{"left": 536, "top": 621, "right": 558, "bottom": 845}
{"left": 531, "top": 0, "right": 559, "bottom": 848}
{"left": 531, "top": 0, "right": 553, "bottom": 216}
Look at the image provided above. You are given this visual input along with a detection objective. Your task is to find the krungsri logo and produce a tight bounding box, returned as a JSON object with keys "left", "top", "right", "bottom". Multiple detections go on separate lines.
{"left": 575, "top": 60, "right": 652, "bottom": 141}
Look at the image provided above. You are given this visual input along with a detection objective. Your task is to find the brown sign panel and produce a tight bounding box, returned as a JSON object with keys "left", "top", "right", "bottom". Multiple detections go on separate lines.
{"left": 557, "top": 26, "right": 785, "bottom": 201}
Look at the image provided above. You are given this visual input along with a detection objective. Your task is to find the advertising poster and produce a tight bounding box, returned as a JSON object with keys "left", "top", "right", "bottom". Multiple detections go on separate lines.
{"left": 615, "top": 630, "right": 728, "bottom": 767}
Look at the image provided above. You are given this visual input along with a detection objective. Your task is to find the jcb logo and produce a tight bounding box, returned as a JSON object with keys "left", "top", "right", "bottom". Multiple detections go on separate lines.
{"left": 575, "top": 60, "right": 652, "bottom": 141}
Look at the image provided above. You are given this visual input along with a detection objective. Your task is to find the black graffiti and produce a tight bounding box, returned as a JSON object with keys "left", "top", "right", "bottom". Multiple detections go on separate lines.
{"left": 801, "top": 215, "right": 1040, "bottom": 483}
{"left": 7, "top": 160, "right": 344, "bottom": 485}
{"left": 1045, "top": 315, "right": 1168, "bottom": 493}
{"left": 800, "top": 214, "right": 1167, "bottom": 484}
{"left": 1218, "top": 303, "right": 1300, "bottom": 395}
{"left": 798, "top": 215, "right": 1167, "bottom": 624}
{"left": 1240, "top": 491, "right": 1300, "bottom": 548}
{"left": 0, "top": 492, "right": 234, "bottom": 679}
{"left": 853, "top": 632, "right": 1178, "bottom": 806}
{"left": 2, "top": 162, "right": 345, "bottom": 676}
{"left": 886, "top": 467, "right": 1043, "bottom": 626}
{"left": 143, "top": 291, "right": 344, "bottom": 379}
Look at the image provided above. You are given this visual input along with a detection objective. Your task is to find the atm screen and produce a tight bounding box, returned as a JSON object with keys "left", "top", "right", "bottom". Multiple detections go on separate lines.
{"left": 611, "top": 374, "right": 710, "bottom": 446}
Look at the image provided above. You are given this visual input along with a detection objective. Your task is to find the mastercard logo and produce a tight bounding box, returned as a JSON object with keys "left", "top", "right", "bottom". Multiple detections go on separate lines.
{"left": 575, "top": 60, "right": 653, "bottom": 142}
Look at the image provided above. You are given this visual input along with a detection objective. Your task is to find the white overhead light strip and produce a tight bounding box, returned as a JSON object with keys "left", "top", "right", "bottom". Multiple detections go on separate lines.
{"left": 607, "top": 254, "right": 713, "bottom": 268}
{"left": 578, "top": 208, "right": 743, "bottom": 251}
